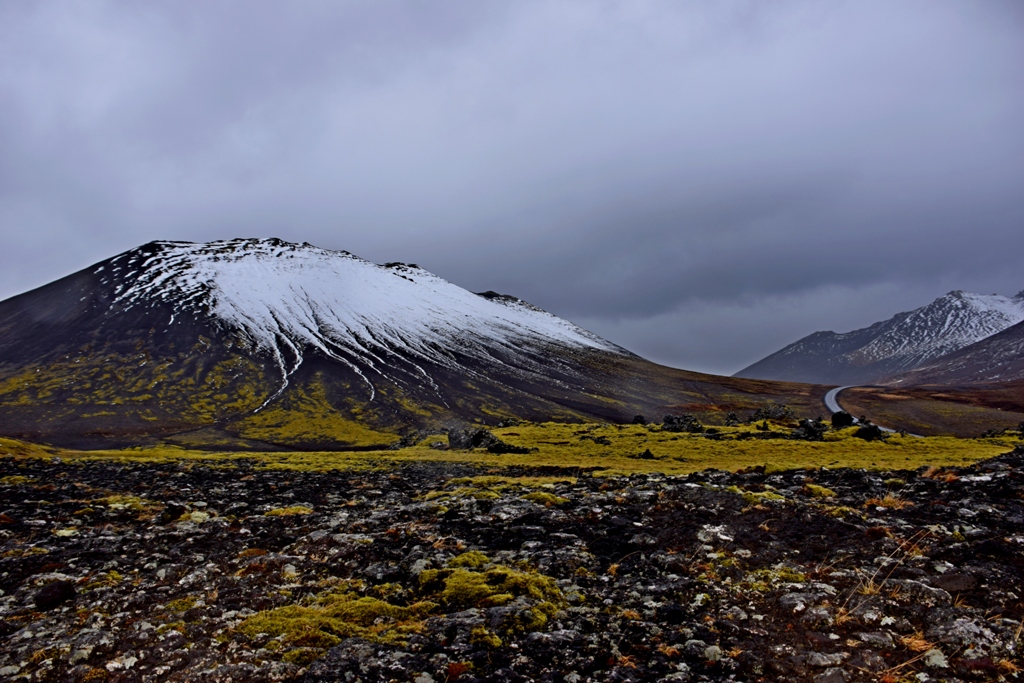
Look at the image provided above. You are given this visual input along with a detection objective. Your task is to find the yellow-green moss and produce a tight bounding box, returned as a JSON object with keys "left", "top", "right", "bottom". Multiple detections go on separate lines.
{"left": 98, "top": 494, "right": 159, "bottom": 512}
{"left": 824, "top": 505, "right": 861, "bottom": 519}
{"left": 447, "top": 475, "right": 576, "bottom": 489}
{"left": 264, "top": 506, "right": 314, "bottom": 517}
{"left": 424, "top": 487, "right": 500, "bottom": 501}
{"left": 2, "top": 546, "right": 49, "bottom": 558}
{"left": 745, "top": 566, "right": 807, "bottom": 591}
{"left": 165, "top": 596, "right": 199, "bottom": 612}
{"left": 448, "top": 551, "right": 491, "bottom": 569}
{"left": 0, "top": 437, "right": 55, "bottom": 457}
{"left": 236, "top": 590, "right": 436, "bottom": 647}
{"left": 233, "top": 376, "right": 397, "bottom": 447}
{"left": 281, "top": 648, "right": 323, "bottom": 667}
{"left": 803, "top": 484, "right": 836, "bottom": 498}
{"left": 521, "top": 491, "right": 569, "bottom": 506}
{"left": 726, "top": 485, "right": 787, "bottom": 505}
{"left": 470, "top": 625, "right": 502, "bottom": 648}
{"left": 0, "top": 350, "right": 268, "bottom": 423}
{"left": 418, "top": 565, "right": 563, "bottom": 613}
{"left": 82, "top": 570, "right": 123, "bottom": 590}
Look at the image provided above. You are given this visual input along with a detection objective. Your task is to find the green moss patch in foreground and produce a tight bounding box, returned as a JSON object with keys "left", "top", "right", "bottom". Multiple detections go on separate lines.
{"left": 420, "top": 552, "right": 564, "bottom": 615}
{"left": 236, "top": 553, "right": 564, "bottom": 666}
{"left": 237, "top": 589, "right": 437, "bottom": 648}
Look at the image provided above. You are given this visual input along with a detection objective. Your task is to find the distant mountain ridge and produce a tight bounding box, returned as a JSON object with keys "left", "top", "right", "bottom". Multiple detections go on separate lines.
{"left": 0, "top": 238, "right": 822, "bottom": 448}
{"left": 734, "top": 290, "right": 1024, "bottom": 386}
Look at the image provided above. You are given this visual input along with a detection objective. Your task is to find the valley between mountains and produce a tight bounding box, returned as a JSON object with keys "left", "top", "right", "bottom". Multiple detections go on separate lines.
{"left": 2, "top": 238, "right": 1024, "bottom": 683}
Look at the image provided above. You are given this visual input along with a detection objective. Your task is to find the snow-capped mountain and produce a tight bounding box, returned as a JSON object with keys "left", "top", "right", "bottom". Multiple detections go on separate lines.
{"left": 734, "top": 290, "right": 1024, "bottom": 385}
{"left": 101, "top": 239, "right": 627, "bottom": 404}
{"left": 0, "top": 238, "right": 812, "bottom": 448}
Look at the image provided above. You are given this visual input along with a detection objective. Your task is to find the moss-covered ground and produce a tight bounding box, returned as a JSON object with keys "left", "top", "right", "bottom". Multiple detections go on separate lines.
{"left": 0, "top": 421, "right": 1016, "bottom": 475}
{"left": 232, "top": 375, "right": 398, "bottom": 448}
{"left": 235, "top": 551, "right": 563, "bottom": 665}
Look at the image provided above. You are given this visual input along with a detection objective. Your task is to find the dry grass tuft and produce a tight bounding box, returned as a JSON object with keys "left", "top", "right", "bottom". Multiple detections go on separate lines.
{"left": 997, "top": 659, "right": 1021, "bottom": 675}
{"left": 864, "top": 493, "right": 914, "bottom": 510}
{"left": 899, "top": 632, "right": 934, "bottom": 652}
{"left": 656, "top": 643, "right": 680, "bottom": 658}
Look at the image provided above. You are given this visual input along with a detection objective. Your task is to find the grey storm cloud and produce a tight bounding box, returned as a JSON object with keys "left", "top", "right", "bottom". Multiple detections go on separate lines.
{"left": 1, "top": 0, "right": 1023, "bottom": 374}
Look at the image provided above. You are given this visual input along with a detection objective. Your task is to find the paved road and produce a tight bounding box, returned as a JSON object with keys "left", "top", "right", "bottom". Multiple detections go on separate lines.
{"left": 823, "top": 385, "right": 855, "bottom": 414}
{"left": 824, "top": 385, "right": 919, "bottom": 436}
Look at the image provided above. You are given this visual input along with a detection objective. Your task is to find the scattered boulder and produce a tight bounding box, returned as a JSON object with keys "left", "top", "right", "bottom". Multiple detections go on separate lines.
{"left": 446, "top": 427, "right": 497, "bottom": 450}
{"left": 34, "top": 579, "right": 75, "bottom": 610}
{"left": 792, "top": 418, "right": 828, "bottom": 441}
{"left": 749, "top": 401, "right": 796, "bottom": 422}
{"left": 159, "top": 503, "right": 186, "bottom": 524}
{"left": 662, "top": 414, "right": 703, "bottom": 433}
{"left": 446, "top": 427, "right": 534, "bottom": 454}
{"left": 830, "top": 411, "right": 855, "bottom": 428}
{"left": 929, "top": 572, "right": 976, "bottom": 592}
{"left": 853, "top": 424, "right": 886, "bottom": 441}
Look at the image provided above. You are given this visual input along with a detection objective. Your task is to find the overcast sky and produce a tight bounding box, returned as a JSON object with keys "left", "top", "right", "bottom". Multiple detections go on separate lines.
{"left": 2, "top": 1, "right": 1023, "bottom": 375}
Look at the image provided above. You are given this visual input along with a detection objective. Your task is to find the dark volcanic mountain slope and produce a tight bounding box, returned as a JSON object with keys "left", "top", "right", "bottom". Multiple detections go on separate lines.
{"left": 0, "top": 239, "right": 826, "bottom": 448}
{"left": 0, "top": 248, "right": 277, "bottom": 446}
{"left": 891, "top": 318, "right": 1024, "bottom": 386}
{"left": 735, "top": 290, "right": 1024, "bottom": 385}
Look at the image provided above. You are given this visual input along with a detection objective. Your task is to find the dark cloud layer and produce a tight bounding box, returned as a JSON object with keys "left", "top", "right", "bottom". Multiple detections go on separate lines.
{"left": 2, "top": 1, "right": 1023, "bottom": 374}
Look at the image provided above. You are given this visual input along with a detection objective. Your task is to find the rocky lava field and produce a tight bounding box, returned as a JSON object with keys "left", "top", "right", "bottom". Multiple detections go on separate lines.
{"left": 2, "top": 448, "right": 1024, "bottom": 683}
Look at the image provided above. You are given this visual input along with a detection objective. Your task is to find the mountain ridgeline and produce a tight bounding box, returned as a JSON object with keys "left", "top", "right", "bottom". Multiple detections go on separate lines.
{"left": 0, "top": 239, "right": 822, "bottom": 449}
{"left": 735, "top": 290, "right": 1024, "bottom": 386}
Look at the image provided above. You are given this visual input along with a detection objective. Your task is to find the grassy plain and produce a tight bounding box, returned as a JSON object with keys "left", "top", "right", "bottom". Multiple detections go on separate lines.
{"left": 838, "top": 385, "right": 1024, "bottom": 437}
{"left": 1, "top": 421, "right": 1016, "bottom": 476}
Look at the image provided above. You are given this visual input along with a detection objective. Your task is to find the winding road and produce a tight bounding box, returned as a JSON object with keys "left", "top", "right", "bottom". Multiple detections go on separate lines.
{"left": 824, "top": 385, "right": 916, "bottom": 435}
{"left": 823, "top": 385, "right": 855, "bottom": 415}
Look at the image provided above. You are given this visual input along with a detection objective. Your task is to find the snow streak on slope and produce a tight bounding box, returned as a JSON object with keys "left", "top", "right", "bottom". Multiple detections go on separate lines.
{"left": 99, "top": 239, "right": 625, "bottom": 401}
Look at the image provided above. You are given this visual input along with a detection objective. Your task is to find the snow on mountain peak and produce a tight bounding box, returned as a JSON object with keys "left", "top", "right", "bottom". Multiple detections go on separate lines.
{"left": 99, "top": 238, "right": 624, "bottom": 401}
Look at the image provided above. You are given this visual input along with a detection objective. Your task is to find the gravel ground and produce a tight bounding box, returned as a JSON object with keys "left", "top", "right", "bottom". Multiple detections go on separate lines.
{"left": 1, "top": 447, "right": 1023, "bottom": 683}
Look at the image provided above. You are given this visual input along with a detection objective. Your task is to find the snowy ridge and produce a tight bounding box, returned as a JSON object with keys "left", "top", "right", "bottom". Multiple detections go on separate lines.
{"left": 100, "top": 239, "right": 624, "bottom": 401}
{"left": 846, "top": 291, "right": 1024, "bottom": 370}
